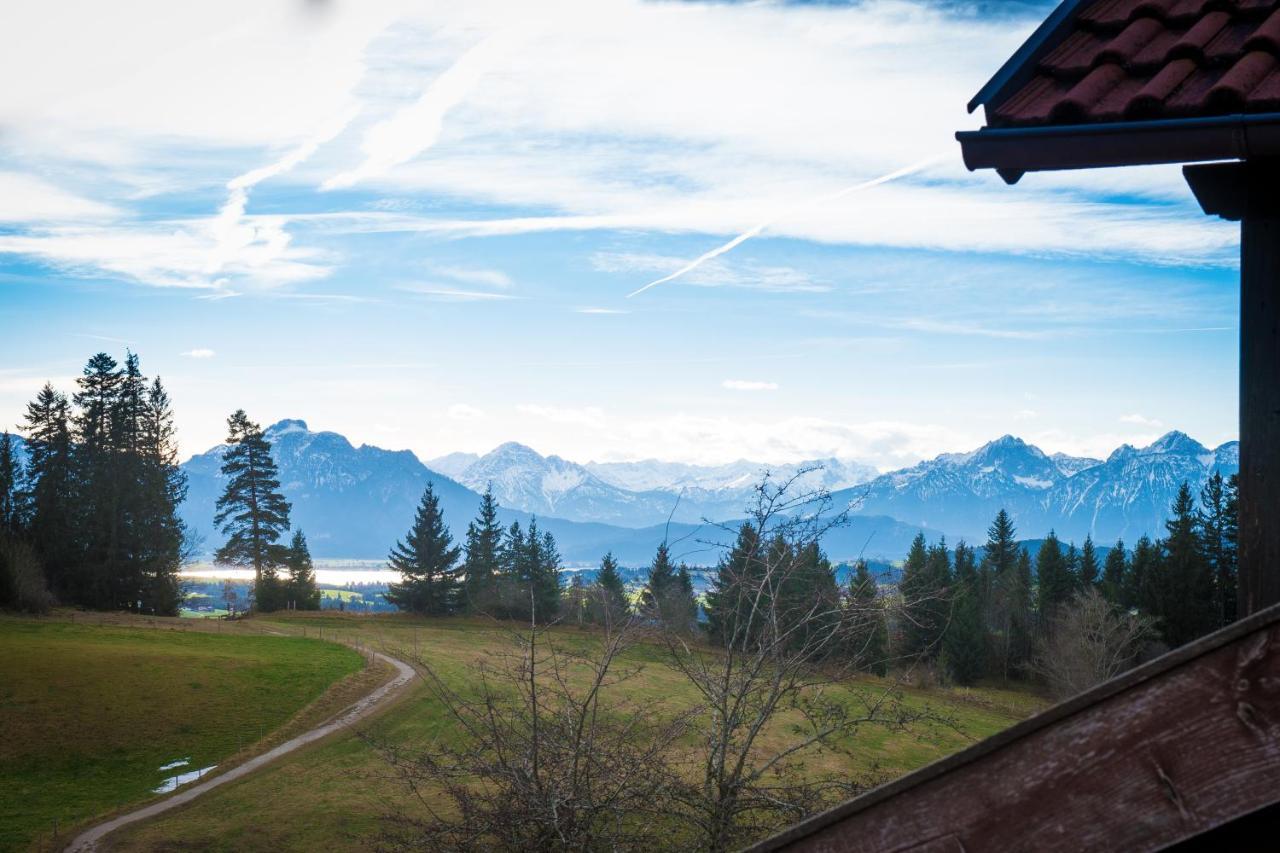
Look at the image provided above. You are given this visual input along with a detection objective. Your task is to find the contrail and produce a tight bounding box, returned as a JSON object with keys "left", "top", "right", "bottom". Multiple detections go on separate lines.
{"left": 626, "top": 154, "right": 948, "bottom": 298}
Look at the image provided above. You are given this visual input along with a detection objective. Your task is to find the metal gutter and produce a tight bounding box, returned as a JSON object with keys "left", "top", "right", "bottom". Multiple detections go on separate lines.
{"left": 967, "top": 0, "right": 1089, "bottom": 116}
{"left": 955, "top": 111, "right": 1280, "bottom": 182}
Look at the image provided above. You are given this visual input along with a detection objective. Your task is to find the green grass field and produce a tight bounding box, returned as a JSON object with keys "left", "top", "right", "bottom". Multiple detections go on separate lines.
{"left": 0, "top": 616, "right": 364, "bottom": 853}
{"left": 104, "top": 613, "right": 1050, "bottom": 852}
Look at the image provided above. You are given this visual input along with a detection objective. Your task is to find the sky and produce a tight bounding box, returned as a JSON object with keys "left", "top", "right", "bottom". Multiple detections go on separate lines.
{"left": 0, "top": 0, "right": 1241, "bottom": 471}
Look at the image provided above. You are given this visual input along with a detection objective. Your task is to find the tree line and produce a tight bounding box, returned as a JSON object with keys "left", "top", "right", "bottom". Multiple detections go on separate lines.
{"left": 210, "top": 410, "right": 319, "bottom": 611}
{"left": 0, "top": 352, "right": 187, "bottom": 614}
{"left": 899, "top": 474, "right": 1238, "bottom": 689}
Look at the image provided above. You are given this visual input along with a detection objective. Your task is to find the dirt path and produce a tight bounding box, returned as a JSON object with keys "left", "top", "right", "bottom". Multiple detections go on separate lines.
{"left": 64, "top": 649, "right": 415, "bottom": 852}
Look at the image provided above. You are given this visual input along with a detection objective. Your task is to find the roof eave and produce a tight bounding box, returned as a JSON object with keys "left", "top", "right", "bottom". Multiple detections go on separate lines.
{"left": 956, "top": 112, "right": 1280, "bottom": 183}
{"left": 967, "top": 0, "right": 1091, "bottom": 116}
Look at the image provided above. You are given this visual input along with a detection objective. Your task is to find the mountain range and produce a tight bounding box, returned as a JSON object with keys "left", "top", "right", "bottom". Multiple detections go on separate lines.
{"left": 427, "top": 443, "right": 876, "bottom": 528}
{"left": 179, "top": 421, "right": 934, "bottom": 566}
{"left": 826, "top": 432, "right": 1237, "bottom": 545}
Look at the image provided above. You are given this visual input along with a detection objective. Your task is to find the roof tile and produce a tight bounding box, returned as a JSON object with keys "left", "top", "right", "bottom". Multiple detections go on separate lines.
{"left": 987, "top": 0, "right": 1280, "bottom": 127}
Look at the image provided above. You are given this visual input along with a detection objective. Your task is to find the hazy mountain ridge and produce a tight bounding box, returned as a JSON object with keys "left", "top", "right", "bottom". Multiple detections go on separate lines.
{"left": 180, "top": 421, "right": 937, "bottom": 564}
{"left": 828, "top": 431, "right": 1237, "bottom": 545}
{"left": 434, "top": 444, "right": 879, "bottom": 528}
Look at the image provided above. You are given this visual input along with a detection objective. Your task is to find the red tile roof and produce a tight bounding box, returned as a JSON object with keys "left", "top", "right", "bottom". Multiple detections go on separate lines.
{"left": 989, "top": 0, "right": 1280, "bottom": 127}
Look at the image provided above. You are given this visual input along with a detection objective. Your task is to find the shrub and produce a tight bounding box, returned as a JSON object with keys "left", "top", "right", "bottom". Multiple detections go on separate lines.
{"left": 0, "top": 536, "right": 55, "bottom": 613}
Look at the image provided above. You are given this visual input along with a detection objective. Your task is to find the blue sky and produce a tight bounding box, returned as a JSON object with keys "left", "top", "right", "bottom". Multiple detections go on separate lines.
{"left": 0, "top": 0, "right": 1240, "bottom": 469}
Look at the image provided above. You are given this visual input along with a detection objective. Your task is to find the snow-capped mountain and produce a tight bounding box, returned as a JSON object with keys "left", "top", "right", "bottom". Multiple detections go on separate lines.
{"left": 180, "top": 421, "right": 934, "bottom": 563}
{"left": 586, "top": 457, "right": 877, "bottom": 494}
{"left": 447, "top": 441, "right": 692, "bottom": 528}
{"left": 829, "top": 431, "right": 1237, "bottom": 545}
{"left": 440, "top": 443, "right": 879, "bottom": 528}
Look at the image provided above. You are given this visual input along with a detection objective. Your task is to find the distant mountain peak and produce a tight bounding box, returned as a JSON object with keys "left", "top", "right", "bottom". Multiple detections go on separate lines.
{"left": 266, "top": 418, "right": 309, "bottom": 436}
{"left": 1144, "top": 430, "right": 1205, "bottom": 456}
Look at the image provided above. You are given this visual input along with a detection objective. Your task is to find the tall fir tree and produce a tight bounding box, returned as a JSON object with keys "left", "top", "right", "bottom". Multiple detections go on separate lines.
{"left": 705, "top": 522, "right": 761, "bottom": 647}
{"left": 1123, "top": 535, "right": 1160, "bottom": 615}
{"left": 847, "top": 560, "right": 888, "bottom": 675}
{"left": 213, "top": 410, "right": 292, "bottom": 611}
{"left": 22, "top": 383, "right": 76, "bottom": 598}
{"left": 593, "top": 551, "right": 629, "bottom": 623}
{"left": 1101, "top": 540, "right": 1127, "bottom": 606}
{"left": 461, "top": 486, "right": 503, "bottom": 612}
{"left": 980, "top": 509, "right": 1019, "bottom": 670}
{"left": 534, "top": 526, "right": 562, "bottom": 621}
{"left": 1197, "top": 472, "right": 1238, "bottom": 627}
{"left": 943, "top": 539, "right": 987, "bottom": 684}
{"left": 641, "top": 541, "right": 679, "bottom": 621}
{"left": 134, "top": 377, "right": 187, "bottom": 615}
{"left": 386, "top": 484, "right": 461, "bottom": 616}
{"left": 1004, "top": 548, "right": 1035, "bottom": 678}
{"left": 676, "top": 564, "right": 699, "bottom": 628}
{"left": 1155, "top": 482, "right": 1217, "bottom": 647}
{"left": 1078, "top": 535, "right": 1101, "bottom": 588}
{"left": 0, "top": 431, "right": 22, "bottom": 536}
{"left": 73, "top": 352, "right": 125, "bottom": 608}
{"left": 897, "top": 532, "right": 931, "bottom": 658}
{"left": 285, "top": 530, "right": 321, "bottom": 610}
{"left": 1035, "top": 531, "right": 1075, "bottom": 625}
{"left": 781, "top": 541, "right": 840, "bottom": 656}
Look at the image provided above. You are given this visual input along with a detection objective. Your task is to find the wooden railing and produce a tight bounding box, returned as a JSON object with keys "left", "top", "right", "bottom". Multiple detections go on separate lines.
{"left": 746, "top": 601, "right": 1280, "bottom": 852}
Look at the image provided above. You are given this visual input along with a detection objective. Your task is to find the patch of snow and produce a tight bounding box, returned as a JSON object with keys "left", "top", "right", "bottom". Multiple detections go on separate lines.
{"left": 1013, "top": 475, "right": 1053, "bottom": 489}
{"left": 154, "top": 764, "right": 216, "bottom": 794}
{"left": 158, "top": 758, "right": 190, "bottom": 772}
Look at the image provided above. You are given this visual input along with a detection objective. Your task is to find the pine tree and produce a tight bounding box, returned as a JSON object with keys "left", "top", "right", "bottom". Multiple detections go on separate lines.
{"left": 1197, "top": 472, "right": 1237, "bottom": 627}
{"left": 846, "top": 560, "right": 887, "bottom": 675}
{"left": 1035, "top": 531, "right": 1074, "bottom": 625}
{"left": 386, "top": 484, "right": 461, "bottom": 616}
{"left": 1101, "top": 540, "right": 1127, "bottom": 605}
{"left": 593, "top": 551, "right": 629, "bottom": 624}
{"left": 943, "top": 540, "right": 986, "bottom": 685}
{"left": 0, "top": 431, "right": 22, "bottom": 536}
{"left": 705, "top": 522, "right": 761, "bottom": 647}
{"left": 676, "top": 563, "right": 699, "bottom": 629}
{"left": 22, "top": 383, "right": 76, "bottom": 598}
{"left": 73, "top": 352, "right": 125, "bottom": 608}
{"left": 1003, "top": 548, "right": 1035, "bottom": 678}
{"left": 641, "top": 541, "right": 679, "bottom": 623}
{"left": 461, "top": 486, "right": 503, "bottom": 613}
{"left": 536, "top": 527, "right": 562, "bottom": 621}
{"left": 1078, "top": 535, "right": 1101, "bottom": 588}
{"left": 782, "top": 541, "right": 840, "bottom": 656}
{"left": 1155, "top": 482, "right": 1216, "bottom": 647}
{"left": 213, "top": 410, "right": 292, "bottom": 611}
{"left": 134, "top": 377, "right": 187, "bottom": 615}
{"left": 1123, "top": 536, "right": 1159, "bottom": 615}
{"left": 944, "top": 583, "right": 987, "bottom": 686}
{"left": 980, "top": 509, "right": 1019, "bottom": 668}
{"left": 285, "top": 530, "right": 320, "bottom": 610}
{"left": 897, "top": 532, "right": 930, "bottom": 657}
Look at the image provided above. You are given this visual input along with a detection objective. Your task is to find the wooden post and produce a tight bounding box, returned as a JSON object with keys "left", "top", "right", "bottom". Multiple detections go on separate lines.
{"left": 1240, "top": 212, "right": 1280, "bottom": 615}
{"left": 1184, "top": 160, "right": 1280, "bottom": 616}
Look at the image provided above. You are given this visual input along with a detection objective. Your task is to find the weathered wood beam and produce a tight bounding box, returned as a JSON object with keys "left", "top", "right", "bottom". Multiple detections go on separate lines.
{"left": 1184, "top": 160, "right": 1280, "bottom": 617}
{"left": 744, "top": 602, "right": 1280, "bottom": 852}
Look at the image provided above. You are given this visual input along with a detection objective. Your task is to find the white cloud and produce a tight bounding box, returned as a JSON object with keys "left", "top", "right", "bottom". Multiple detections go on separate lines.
{"left": 322, "top": 31, "right": 517, "bottom": 190}
{"left": 575, "top": 306, "right": 628, "bottom": 314}
{"left": 0, "top": 173, "right": 119, "bottom": 222}
{"left": 1014, "top": 409, "right": 1038, "bottom": 421}
{"left": 395, "top": 284, "right": 518, "bottom": 302}
{"left": 722, "top": 379, "right": 779, "bottom": 392}
{"left": 448, "top": 403, "right": 484, "bottom": 420}
{"left": 515, "top": 404, "right": 608, "bottom": 429}
{"left": 427, "top": 265, "right": 513, "bottom": 289}
{"left": 1119, "top": 413, "right": 1164, "bottom": 428}
{"left": 182, "top": 348, "right": 216, "bottom": 359}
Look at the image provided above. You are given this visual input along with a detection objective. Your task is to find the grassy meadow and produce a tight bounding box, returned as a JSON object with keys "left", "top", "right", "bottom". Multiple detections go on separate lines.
{"left": 0, "top": 615, "right": 365, "bottom": 853}
{"left": 99, "top": 612, "right": 1049, "bottom": 852}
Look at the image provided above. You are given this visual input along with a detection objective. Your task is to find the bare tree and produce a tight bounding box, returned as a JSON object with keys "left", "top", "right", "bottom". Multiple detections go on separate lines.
{"left": 369, "top": 597, "right": 690, "bottom": 852}
{"left": 1032, "top": 587, "right": 1155, "bottom": 700}
{"left": 659, "top": 472, "right": 940, "bottom": 852}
